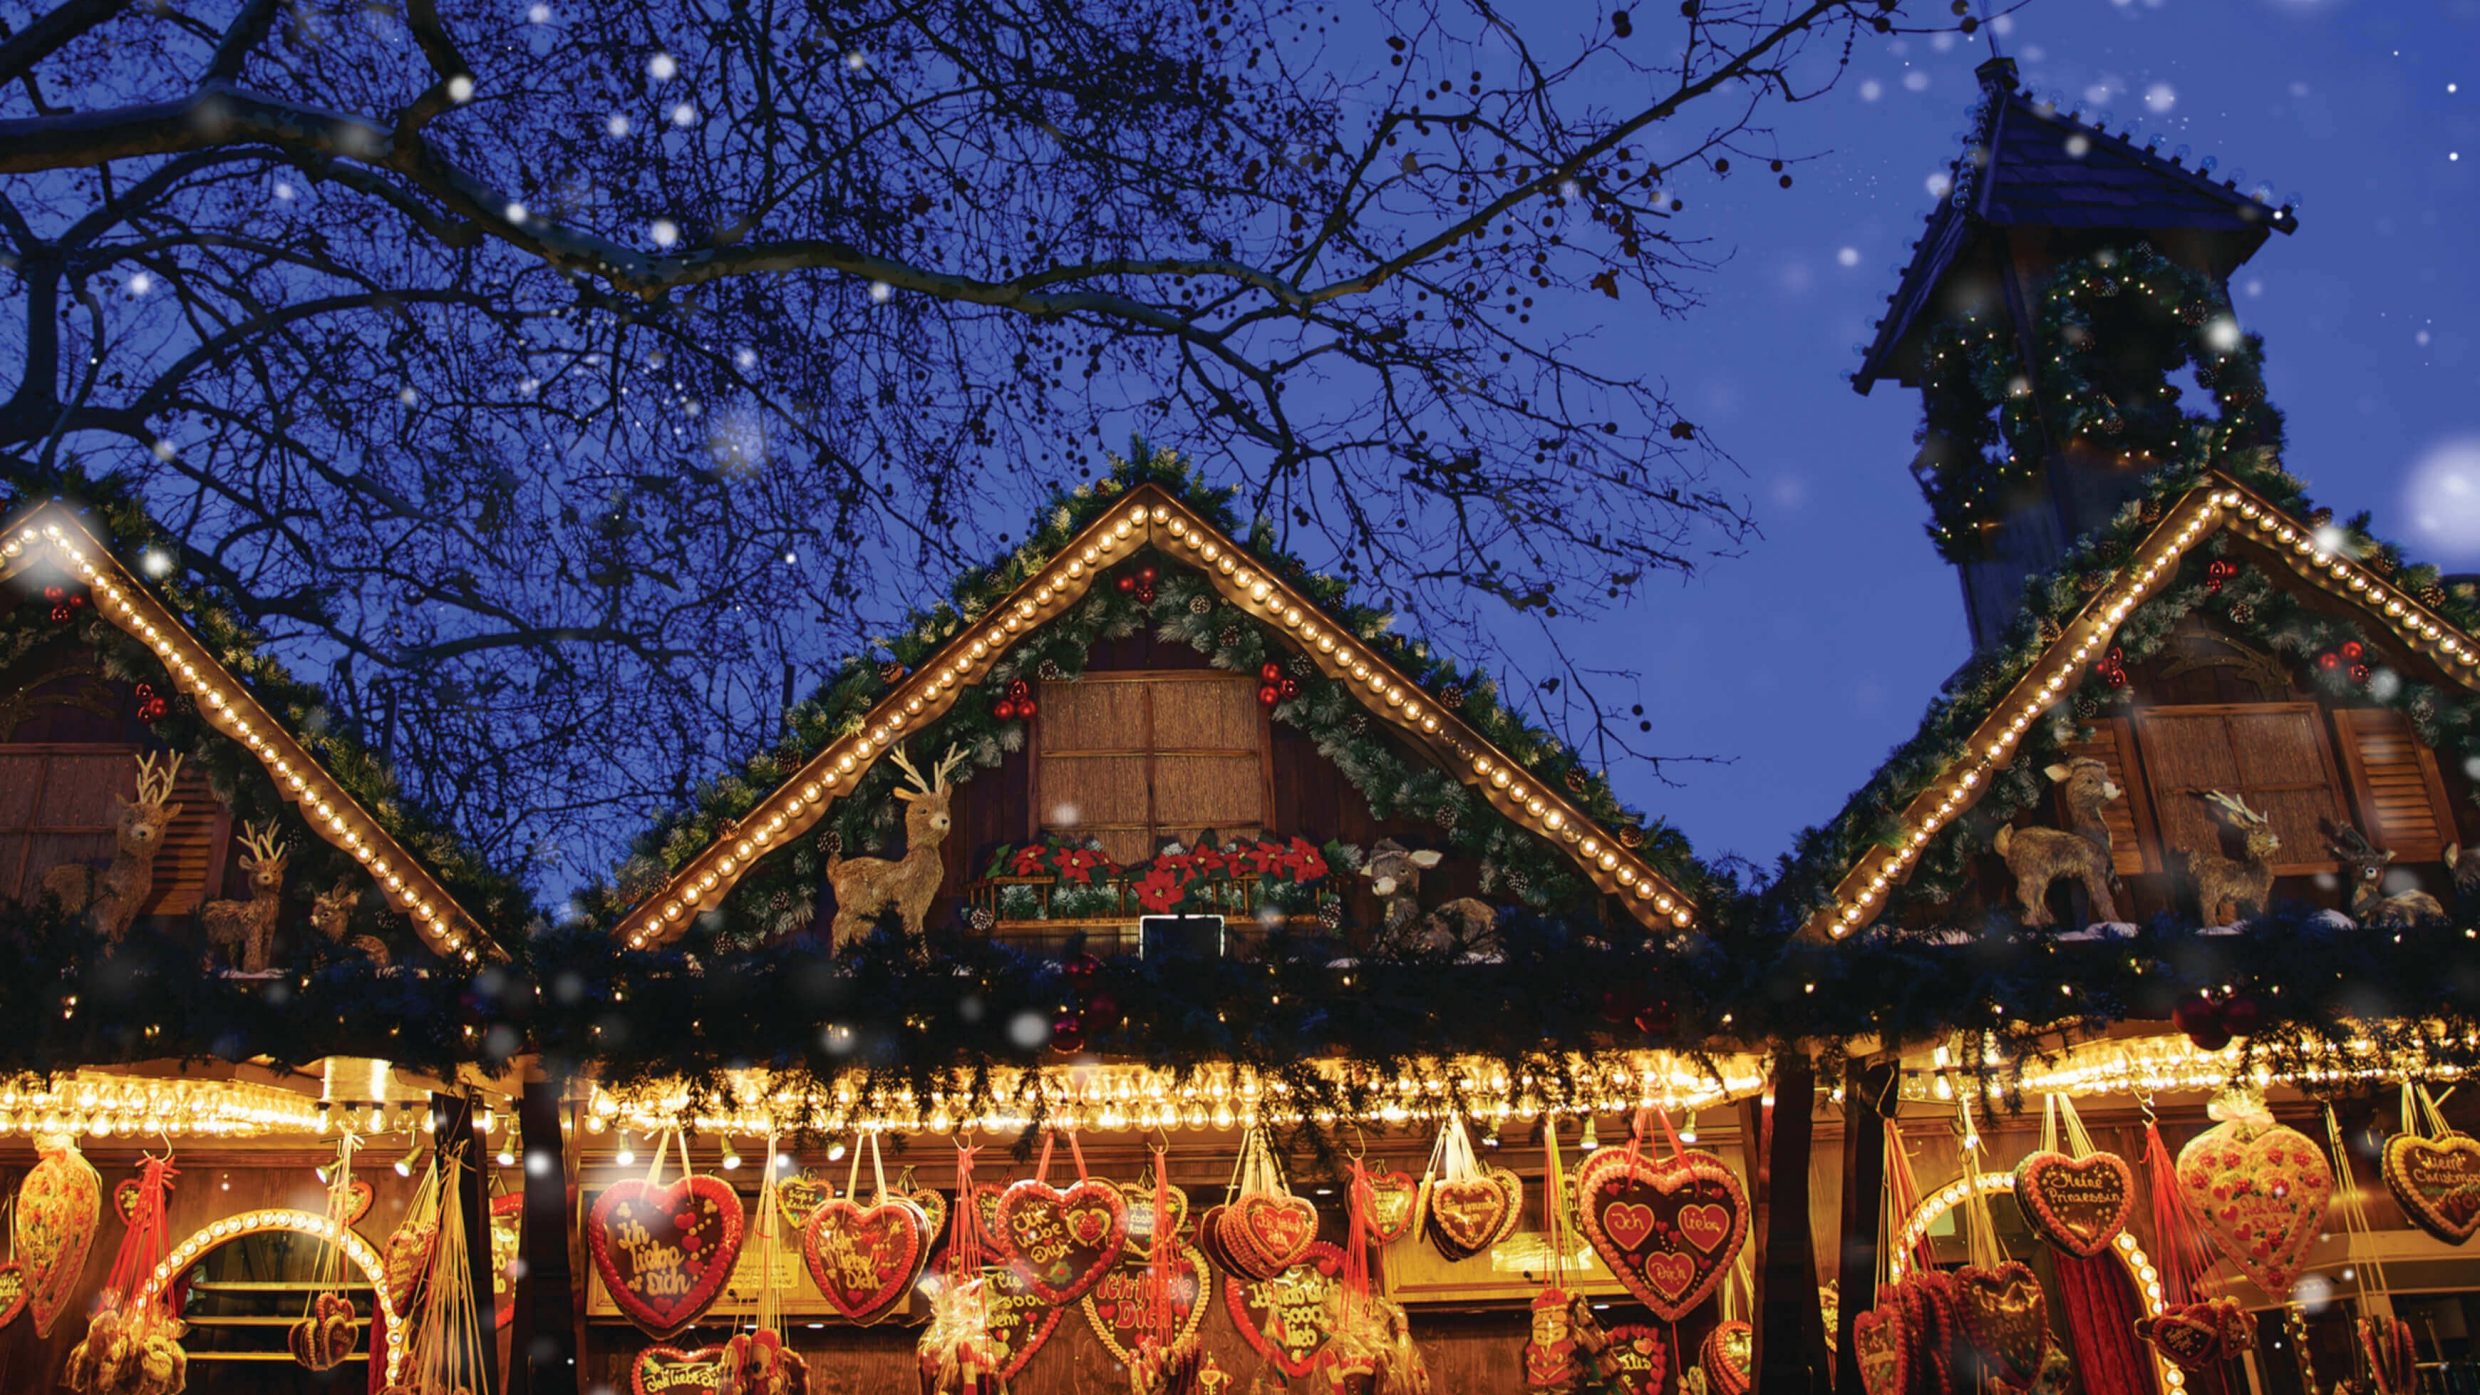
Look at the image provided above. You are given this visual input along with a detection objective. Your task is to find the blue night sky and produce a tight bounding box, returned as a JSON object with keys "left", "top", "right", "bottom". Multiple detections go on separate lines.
{"left": 1561, "top": 0, "right": 2479, "bottom": 877}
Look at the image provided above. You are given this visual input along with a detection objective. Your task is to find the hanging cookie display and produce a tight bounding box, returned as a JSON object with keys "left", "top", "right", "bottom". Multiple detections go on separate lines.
{"left": 1573, "top": 1129, "right": 1749, "bottom": 1323}
{"left": 2174, "top": 1091, "right": 2332, "bottom": 1300}
{"left": 586, "top": 1130, "right": 748, "bottom": 1338}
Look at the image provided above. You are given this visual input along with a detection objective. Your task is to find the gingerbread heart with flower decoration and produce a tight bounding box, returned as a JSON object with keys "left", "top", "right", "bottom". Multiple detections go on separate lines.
{"left": 2012, "top": 1150, "right": 2135, "bottom": 1257}
{"left": 989, "top": 1178, "right": 1128, "bottom": 1305}
{"left": 2381, "top": 1132, "right": 2480, "bottom": 1245}
{"left": 2176, "top": 1113, "right": 2333, "bottom": 1299}
{"left": 17, "top": 1142, "right": 99, "bottom": 1339}
{"left": 1216, "top": 1192, "right": 1320, "bottom": 1280}
{"left": 1574, "top": 1145, "right": 1748, "bottom": 1323}
{"left": 588, "top": 1174, "right": 747, "bottom": 1337}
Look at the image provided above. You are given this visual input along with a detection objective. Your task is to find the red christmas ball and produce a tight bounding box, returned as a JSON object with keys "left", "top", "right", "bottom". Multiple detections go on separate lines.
{"left": 1017, "top": 698, "right": 1038, "bottom": 717}
{"left": 1139, "top": 566, "right": 1157, "bottom": 583}
{"left": 2173, "top": 996, "right": 2229, "bottom": 1051}
{"left": 42, "top": 586, "right": 62, "bottom": 603}
{"left": 1049, "top": 1012, "right": 1088, "bottom": 1054}
{"left": 2340, "top": 640, "right": 2364, "bottom": 660}
{"left": 1117, "top": 577, "right": 1135, "bottom": 592}
{"left": 1258, "top": 685, "right": 1280, "bottom": 707}
{"left": 1278, "top": 678, "right": 1300, "bottom": 699}
{"left": 2350, "top": 664, "right": 2371, "bottom": 684}
{"left": 1259, "top": 662, "right": 1283, "bottom": 682}
{"left": 2317, "top": 652, "right": 2340, "bottom": 671}
{"left": 994, "top": 699, "right": 1018, "bottom": 720}
{"left": 1061, "top": 952, "right": 1104, "bottom": 982}
{"left": 2219, "top": 994, "right": 2261, "bottom": 1037}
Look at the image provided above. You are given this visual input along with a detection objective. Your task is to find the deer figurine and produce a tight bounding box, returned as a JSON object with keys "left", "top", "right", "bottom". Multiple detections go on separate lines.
{"left": 1992, "top": 758, "right": 2123, "bottom": 928}
{"left": 2321, "top": 821, "right": 2447, "bottom": 927}
{"left": 308, "top": 881, "right": 392, "bottom": 967}
{"left": 826, "top": 743, "right": 968, "bottom": 947}
{"left": 2180, "top": 791, "right": 2281, "bottom": 926}
{"left": 1358, "top": 838, "right": 1497, "bottom": 953}
{"left": 202, "top": 823, "right": 287, "bottom": 972}
{"left": 41, "top": 751, "right": 184, "bottom": 940}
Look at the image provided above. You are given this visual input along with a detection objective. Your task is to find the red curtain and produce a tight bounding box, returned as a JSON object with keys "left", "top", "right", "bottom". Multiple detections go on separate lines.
{"left": 2054, "top": 1252, "right": 2158, "bottom": 1395}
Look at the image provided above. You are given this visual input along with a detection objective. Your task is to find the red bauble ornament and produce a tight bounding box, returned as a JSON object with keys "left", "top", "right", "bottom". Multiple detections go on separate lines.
{"left": 48, "top": 606, "right": 70, "bottom": 624}
{"left": 2351, "top": 665, "right": 2372, "bottom": 685}
{"left": 1050, "top": 1012, "right": 1088, "bottom": 1054}
{"left": 1278, "top": 678, "right": 1300, "bottom": 699}
{"left": 2341, "top": 640, "right": 2364, "bottom": 660}
{"left": 1017, "top": 697, "right": 1038, "bottom": 716}
{"left": 1258, "top": 685, "right": 1280, "bottom": 708}
{"left": 2173, "top": 996, "right": 2229, "bottom": 1052}
{"left": 2219, "top": 994, "right": 2261, "bottom": 1037}
{"left": 1259, "top": 662, "right": 1283, "bottom": 683}
{"left": 1061, "top": 952, "right": 1103, "bottom": 983}
{"left": 2318, "top": 652, "right": 2341, "bottom": 671}
{"left": 1117, "top": 577, "right": 1136, "bottom": 593}
{"left": 995, "top": 699, "right": 1019, "bottom": 720}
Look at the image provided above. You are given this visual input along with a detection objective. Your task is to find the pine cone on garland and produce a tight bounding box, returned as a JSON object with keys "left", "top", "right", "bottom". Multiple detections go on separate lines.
{"left": 1188, "top": 594, "right": 1214, "bottom": 615}
{"left": 1218, "top": 626, "right": 1241, "bottom": 649}
{"left": 2077, "top": 572, "right": 2107, "bottom": 594}
{"left": 2139, "top": 497, "right": 2164, "bottom": 523}
{"left": 2074, "top": 695, "right": 2101, "bottom": 719}
{"left": 879, "top": 660, "right": 909, "bottom": 685}
{"left": 1439, "top": 684, "right": 1467, "bottom": 708}
{"left": 2419, "top": 584, "right": 2449, "bottom": 609}
{"left": 1347, "top": 713, "right": 1368, "bottom": 734}
{"left": 1036, "top": 658, "right": 1065, "bottom": 681}
{"left": 968, "top": 905, "right": 994, "bottom": 933}
{"left": 2228, "top": 601, "right": 2255, "bottom": 625}
{"left": 1616, "top": 824, "right": 1645, "bottom": 850}
{"left": 1564, "top": 768, "right": 1589, "bottom": 794}
{"left": 2308, "top": 507, "right": 2334, "bottom": 528}
{"left": 2036, "top": 618, "right": 2064, "bottom": 645}
{"left": 1316, "top": 899, "right": 1343, "bottom": 932}
{"left": 1289, "top": 655, "right": 1314, "bottom": 677}
{"left": 2365, "top": 550, "right": 2397, "bottom": 578}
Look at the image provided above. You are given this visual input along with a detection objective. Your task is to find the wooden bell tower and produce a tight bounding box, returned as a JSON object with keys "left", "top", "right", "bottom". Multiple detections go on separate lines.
{"left": 1853, "top": 55, "right": 2297, "bottom": 652}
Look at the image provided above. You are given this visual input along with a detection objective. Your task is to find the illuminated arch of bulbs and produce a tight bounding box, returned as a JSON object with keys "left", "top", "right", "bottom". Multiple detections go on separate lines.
{"left": 1813, "top": 474, "right": 2480, "bottom": 939}
{"left": 618, "top": 484, "right": 1697, "bottom": 947}
{"left": 137, "top": 1208, "right": 404, "bottom": 1385}
{"left": 1888, "top": 1171, "right": 2181, "bottom": 1395}
{"left": 0, "top": 506, "right": 495, "bottom": 962}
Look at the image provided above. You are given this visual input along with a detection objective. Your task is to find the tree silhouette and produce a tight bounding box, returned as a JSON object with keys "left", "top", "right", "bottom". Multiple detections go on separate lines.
{"left": 1, "top": 0, "right": 1942, "bottom": 890}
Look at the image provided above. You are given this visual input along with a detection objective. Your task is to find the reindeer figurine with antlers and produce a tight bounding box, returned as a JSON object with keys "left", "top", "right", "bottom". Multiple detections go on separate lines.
{"left": 826, "top": 743, "right": 968, "bottom": 948}
{"left": 201, "top": 824, "right": 289, "bottom": 973}
{"left": 2180, "top": 791, "right": 2282, "bottom": 926}
{"left": 2321, "top": 820, "right": 2448, "bottom": 927}
{"left": 41, "top": 751, "right": 184, "bottom": 941}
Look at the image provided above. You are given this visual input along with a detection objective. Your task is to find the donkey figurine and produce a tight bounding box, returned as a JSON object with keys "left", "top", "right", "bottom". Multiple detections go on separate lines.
{"left": 202, "top": 823, "right": 288, "bottom": 972}
{"left": 826, "top": 743, "right": 968, "bottom": 947}
{"left": 42, "top": 751, "right": 184, "bottom": 940}
{"left": 2181, "top": 791, "right": 2282, "bottom": 926}
{"left": 1992, "top": 758, "right": 2122, "bottom": 928}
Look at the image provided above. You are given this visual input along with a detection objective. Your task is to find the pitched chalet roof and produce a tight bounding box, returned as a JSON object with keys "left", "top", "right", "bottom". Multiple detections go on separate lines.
{"left": 0, "top": 500, "right": 507, "bottom": 961}
{"left": 1778, "top": 469, "right": 2480, "bottom": 941}
{"left": 611, "top": 474, "right": 1703, "bottom": 947}
{"left": 1855, "top": 56, "right": 2297, "bottom": 393}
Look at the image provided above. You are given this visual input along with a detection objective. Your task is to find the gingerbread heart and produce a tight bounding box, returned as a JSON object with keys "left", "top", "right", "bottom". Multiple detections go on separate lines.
{"left": 1361, "top": 1170, "right": 1420, "bottom": 1244}
{"left": 113, "top": 1177, "right": 141, "bottom": 1225}
{"left": 989, "top": 1178, "right": 1128, "bottom": 1305}
{"left": 1574, "top": 1145, "right": 1748, "bottom": 1323}
{"left": 0, "top": 1262, "right": 27, "bottom": 1331}
{"left": 773, "top": 1173, "right": 834, "bottom": 1233}
{"left": 2136, "top": 1303, "right": 2231, "bottom": 1373}
{"left": 937, "top": 1252, "right": 1067, "bottom": 1380}
{"left": 1079, "top": 1239, "right": 1211, "bottom": 1361}
{"left": 489, "top": 1193, "right": 524, "bottom": 1331}
{"left": 910, "top": 1185, "right": 951, "bottom": 1246}
{"left": 588, "top": 1175, "right": 747, "bottom": 1337}
{"left": 1426, "top": 1174, "right": 1514, "bottom": 1260}
{"left": 632, "top": 1343, "right": 728, "bottom": 1395}
{"left": 1217, "top": 1192, "right": 1319, "bottom": 1280}
{"left": 2381, "top": 1132, "right": 2480, "bottom": 1245}
{"left": 344, "top": 1178, "right": 375, "bottom": 1226}
{"left": 285, "top": 1292, "right": 360, "bottom": 1371}
{"left": 1603, "top": 1324, "right": 1669, "bottom": 1395}
{"left": 1702, "top": 1320, "right": 1753, "bottom": 1395}
{"left": 1223, "top": 1240, "right": 1347, "bottom": 1378}
{"left": 1853, "top": 1305, "right": 1909, "bottom": 1395}
{"left": 1954, "top": 1261, "right": 2047, "bottom": 1389}
{"left": 17, "top": 1143, "right": 99, "bottom": 1338}
{"left": 2176, "top": 1118, "right": 2333, "bottom": 1299}
{"left": 1119, "top": 1178, "right": 1190, "bottom": 1259}
{"left": 2012, "top": 1150, "right": 2135, "bottom": 1257}
{"left": 801, "top": 1196, "right": 931, "bottom": 1322}
{"left": 381, "top": 1219, "right": 436, "bottom": 1313}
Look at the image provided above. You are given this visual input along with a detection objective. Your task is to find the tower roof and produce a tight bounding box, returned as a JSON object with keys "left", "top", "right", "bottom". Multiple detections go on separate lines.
{"left": 1853, "top": 56, "right": 2297, "bottom": 393}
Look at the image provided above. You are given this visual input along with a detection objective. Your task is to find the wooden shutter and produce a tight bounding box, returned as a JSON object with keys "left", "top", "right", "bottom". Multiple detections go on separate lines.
{"left": 2134, "top": 703, "right": 2349, "bottom": 876}
{"left": 2061, "top": 717, "right": 2160, "bottom": 875}
{"left": 0, "top": 744, "right": 228, "bottom": 913}
{"left": 1035, "top": 673, "right": 1271, "bottom": 864}
{"left": 2332, "top": 707, "right": 2458, "bottom": 861}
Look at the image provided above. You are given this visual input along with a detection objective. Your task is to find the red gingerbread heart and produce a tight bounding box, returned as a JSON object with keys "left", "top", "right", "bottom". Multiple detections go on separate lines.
{"left": 2176, "top": 1118, "right": 2333, "bottom": 1299}
{"left": 1425, "top": 1174, "right": 1514, "bottom": 1260}
{"left": 1603, "top": 1324, "right": 1670, "bottom": 1395}
{"left": 1853, "top": 1305, "right": 1909, "bottom": 1395}
{"left": 1574, "top": 1146, "right": 1749, "bottom": 1323}
{"left": 1078, "top": 1239, "right": 1211, "bottom": 1362}
{"left": 1360, "top": 1170, "right": 1420, "bottom": 1244}
{"left": 1217, "top": 1192, "right": 1320, "bottom": 1280}
{"left": 1954, "top": 1261, "right": 2048, "bottom": 1389}
{"left": 588, "top": 1175, "right": 747, "bottom": 1337}
{"left": 936, "top": 1252, "right": 1067, "bottom": 1381}
{"left": 2012, "top": 1150, "right": 2136, "bottom": 1257}
{"left": 489, "top": 1193, "right": 524, "bottom": 1331}
{"left": 2136, "top": 1303, "right": 2231, "bottom": 1372}
{"left": 1223, "top": 1240, "right": 1348, "bottom": 1378}
{"left": 801, "top": 1196, "right": 932, "bottom": 1322}
{"left": 1701, "top": 1320, "right": 1753, "bottom": 1395}
{"left": 988, "top": 1178, "right": 1128, "bottom": 1305}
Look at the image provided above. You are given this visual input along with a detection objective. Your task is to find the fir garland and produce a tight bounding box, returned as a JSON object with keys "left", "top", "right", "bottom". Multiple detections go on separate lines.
{"left": 1914, "top": 245, "right": 2287, "bottom": 562}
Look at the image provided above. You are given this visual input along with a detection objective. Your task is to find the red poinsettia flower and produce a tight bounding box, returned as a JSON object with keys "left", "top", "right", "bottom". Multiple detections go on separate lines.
{"left": 1249, "top": 840, "right": 1286, "bottom": 877}
{"left": 1132, "top": 866, "right": 1186, "bottom": 914}
{"left": 1190, "top": 845, "right": 1227, "bottom": 878}
{"left": 1284, "top": 836, "right": 1328, "bottom": 883}
{"left": 1011, "top": 846, "right": 1053, "bottom": 877}
{"left": 1056, "top": 847, "right": 1117, "bottom": 885}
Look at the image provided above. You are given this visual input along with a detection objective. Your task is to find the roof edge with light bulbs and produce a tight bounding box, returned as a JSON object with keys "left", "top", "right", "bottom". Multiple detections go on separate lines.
{"left": 0, "top": 500, "right": 506, "bottom": 962}
{"left": 1793, "top": 468, "right": 2480, "bottom": 941}
{"left": 612, "top": 477, "right": 1700, "bottom": 947}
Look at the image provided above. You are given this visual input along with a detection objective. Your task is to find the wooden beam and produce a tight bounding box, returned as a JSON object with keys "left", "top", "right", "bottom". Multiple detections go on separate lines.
{"left": 1750, "top": 1057, "right": 1829, "bottom": 1395}
{"left": 434, "top": 1091, "right": 501, "bottom": 1395}
{"left": 1834, "top": 1060, "right": 1897, "bottom": 1395}
{"left": 510, "top": 1077, "right": 578, "bottom": 1395}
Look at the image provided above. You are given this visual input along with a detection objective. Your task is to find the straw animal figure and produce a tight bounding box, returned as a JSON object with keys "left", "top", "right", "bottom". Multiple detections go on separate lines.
{"left": 309, "top": 881, "right": 393, "bottom": 967}
{"left": 2180, "top": 791, "right": 2281, "bottom": 926}
{"left": 826, "top": 743, "right": 967, "bottom": 947}
{"left": 2322, "top": 821, "right": 2447, "bottom": 927}
{"left": 41, "top": 751, "right": 184, "bottom": 940}
{"left": 202, "top": 823, "right": 288, "bottom": 973}
{"left": 1992, "top": 758, "right": 2122, "bottom": 928}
